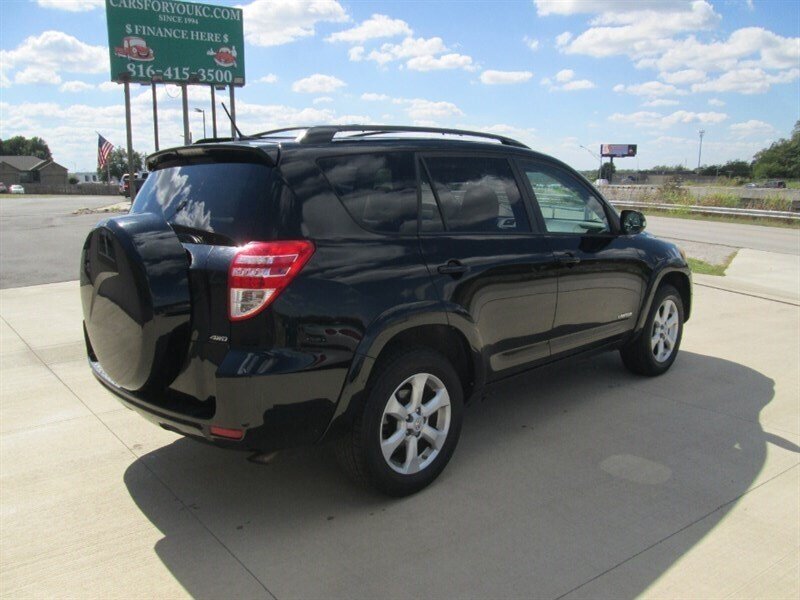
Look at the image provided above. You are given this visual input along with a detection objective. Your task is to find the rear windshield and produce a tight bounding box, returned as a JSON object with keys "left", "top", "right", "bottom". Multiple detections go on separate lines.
{"left": 132, "top": 162, "right": 273, "bottom": 244}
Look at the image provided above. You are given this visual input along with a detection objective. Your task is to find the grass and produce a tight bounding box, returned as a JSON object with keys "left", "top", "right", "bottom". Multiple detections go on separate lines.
{"left": 686, "top": 250, "right": 738, "bottom": 277}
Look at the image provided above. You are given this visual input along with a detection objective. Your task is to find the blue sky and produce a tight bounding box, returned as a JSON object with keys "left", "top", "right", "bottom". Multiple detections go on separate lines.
{"left": 1, "top": 0, "right": 798, "bottom": 172}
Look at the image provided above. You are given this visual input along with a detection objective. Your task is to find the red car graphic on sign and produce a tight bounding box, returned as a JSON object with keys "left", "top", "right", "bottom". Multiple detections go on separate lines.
{"left": 114, "top": 37, "right": 154, "bottom": 62}
{"left": 207, "top": 46, "right": 237, "bottom": 68}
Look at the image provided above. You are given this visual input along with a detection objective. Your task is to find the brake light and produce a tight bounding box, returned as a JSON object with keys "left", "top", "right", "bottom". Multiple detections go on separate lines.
{"left": 228, "top": 240, "right": 315, "bottom": 321}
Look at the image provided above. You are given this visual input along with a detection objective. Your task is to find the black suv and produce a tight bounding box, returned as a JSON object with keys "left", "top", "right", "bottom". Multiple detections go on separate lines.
{"left": 81, "top": 125, "right": 691, "bottom": 496}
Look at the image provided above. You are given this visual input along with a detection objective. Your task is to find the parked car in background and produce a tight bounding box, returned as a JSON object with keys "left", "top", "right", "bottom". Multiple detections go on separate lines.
{"left": 80, "top": 125, "right": 692, "bottom": 496}
{"left": 119, "top": 172, "right": 149, "bottom": 197}
{"left": 745, "top": 180, "right": 787, "bottom": 189}
{"left": 0, "top": 182, "right": 7, "bottom": 193}
{"left": 9, "top": 185, "right": 25, "bottom": 194}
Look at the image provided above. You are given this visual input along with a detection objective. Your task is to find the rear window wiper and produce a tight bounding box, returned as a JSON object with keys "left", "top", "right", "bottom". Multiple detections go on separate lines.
{"left": 169, "top": 223, "right": 235, "bottom": 247}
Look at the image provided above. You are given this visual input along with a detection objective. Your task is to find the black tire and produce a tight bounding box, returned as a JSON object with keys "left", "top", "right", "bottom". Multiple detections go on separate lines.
{"left": 621, "top": 284, "right": 684, "bottom": 376}
{"left": 336, "top": 347, "right": 463, "bottom": 496}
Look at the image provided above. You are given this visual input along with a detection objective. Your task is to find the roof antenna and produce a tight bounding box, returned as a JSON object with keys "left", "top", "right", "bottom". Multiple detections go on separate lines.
{"left": 221, "top": 102, "right": 247, "bottom": 140}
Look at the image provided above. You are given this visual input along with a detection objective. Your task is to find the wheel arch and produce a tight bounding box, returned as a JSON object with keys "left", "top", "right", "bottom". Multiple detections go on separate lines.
{"left": 635, "top": 266, "right": 692, "bottom": 335}
{"left": 324, "top": 309, "right": 484, "bottom": 440}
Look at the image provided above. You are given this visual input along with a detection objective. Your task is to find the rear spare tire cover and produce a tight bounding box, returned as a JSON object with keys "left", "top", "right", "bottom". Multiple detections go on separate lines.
{"left": 80, "top": 213, "right": 191, "bottom": 391}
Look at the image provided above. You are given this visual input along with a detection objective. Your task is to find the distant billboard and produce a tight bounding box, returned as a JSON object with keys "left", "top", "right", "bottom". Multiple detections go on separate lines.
{"left": 105, "top": 0, "right": 245, "bottom": 85}
{"left": 601, "top": 144, "right": 637, "bottom": 158}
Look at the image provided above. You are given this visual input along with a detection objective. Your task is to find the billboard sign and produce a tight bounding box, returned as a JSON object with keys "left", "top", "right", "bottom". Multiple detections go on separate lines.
{"left": 601, "top": 144, "right": 637, "bottom": 158}
{"left": 105, "top": 0, "right": 245, "bottom": 85}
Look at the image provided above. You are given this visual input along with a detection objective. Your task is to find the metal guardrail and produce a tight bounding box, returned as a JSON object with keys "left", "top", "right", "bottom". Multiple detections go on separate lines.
{"left": 610, "top": 200, "right": 800, "bottom": 221}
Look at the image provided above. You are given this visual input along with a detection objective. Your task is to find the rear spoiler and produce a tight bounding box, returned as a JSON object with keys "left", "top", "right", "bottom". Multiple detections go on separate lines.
{"left": 146, "top": 143, "right": 278, "bottom": 171}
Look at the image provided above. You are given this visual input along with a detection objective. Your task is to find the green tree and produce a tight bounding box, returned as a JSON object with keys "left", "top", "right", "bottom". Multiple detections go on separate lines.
{"left": 0, "top": 136, "right": 53, "bottom": 160}
{"left": 98, "top": 147, "right": 146, "bottom": 182}
{"left": 752, "top": 121, "right": 800, "bottom": 179}
{"left": 600, "top": 161, "right": 616, "bottom": 181}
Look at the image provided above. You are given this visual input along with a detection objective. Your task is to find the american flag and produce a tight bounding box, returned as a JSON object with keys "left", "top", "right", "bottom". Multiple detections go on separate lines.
{"left": 97, "top": 134, "right": 113, "bottom": 170}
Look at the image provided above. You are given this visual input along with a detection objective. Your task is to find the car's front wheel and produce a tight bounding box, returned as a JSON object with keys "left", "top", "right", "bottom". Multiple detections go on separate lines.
{"left": 620, "top": 284, "right": 684, "bottom": 376}
{"left": 336, "top": 348, "right": 463, "bottom": 496}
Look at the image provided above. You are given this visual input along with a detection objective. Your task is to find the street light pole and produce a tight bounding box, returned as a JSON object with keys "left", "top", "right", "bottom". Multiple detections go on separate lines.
{"left": 579, "top": 145, "right": 602, "bottom": 180}
{"left": 194, "top": 108, "right": 206, "bottom": 140}
{"left": 697, "top": 129, "right": 705, "bottom": 170}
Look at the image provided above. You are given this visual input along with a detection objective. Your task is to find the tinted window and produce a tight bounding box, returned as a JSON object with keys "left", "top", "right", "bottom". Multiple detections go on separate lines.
{"left": 519, "top": 162, "right": 610, "bottom": 234}
{"left": 132, "top": 162, "right": 274, "bottom": 244}
{"left": 318, "top": 153, "right": 417, "bottom": 234}
{"left": 419, "top": 164, "right": 444, "bottom": 232}
{"left": 423, "top": 156, "right": 530, "bottom": 233}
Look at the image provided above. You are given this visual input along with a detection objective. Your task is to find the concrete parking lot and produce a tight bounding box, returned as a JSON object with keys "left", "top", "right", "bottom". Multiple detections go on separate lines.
{"left": 0, "top": 197, "right": 798, "bottom": 598}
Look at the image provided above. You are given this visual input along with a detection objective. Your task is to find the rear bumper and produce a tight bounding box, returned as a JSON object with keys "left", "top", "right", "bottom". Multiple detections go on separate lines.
{"left": 90, "top": 347, "right": 349, "bottom": 452}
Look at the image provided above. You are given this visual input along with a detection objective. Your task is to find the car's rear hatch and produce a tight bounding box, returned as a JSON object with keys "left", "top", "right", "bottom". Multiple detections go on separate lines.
{"left": 81, "top": 144, "right": 282, "bottom": 412}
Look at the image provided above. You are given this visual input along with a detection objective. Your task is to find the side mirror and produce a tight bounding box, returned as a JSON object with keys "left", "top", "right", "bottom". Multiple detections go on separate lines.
{"left": 621, "top": 210, "right": 646, "bottom": 234}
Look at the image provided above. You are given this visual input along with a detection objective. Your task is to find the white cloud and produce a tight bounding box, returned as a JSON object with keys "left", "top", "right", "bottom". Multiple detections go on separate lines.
{"left": 555, "top": 69, "right": 574, "bottom": 83}
{"left": 642, "top": 98, "right": 680, "bottom": 107}
{"left": 534, "top": 1, "right": 695, "bottom": 16}
{"left": 240, "top": 0, "right": 348, "bottom": 47}
{"left": 659, "top": 69, "right": 707, "bottom": 85}
{"left": 561, "top": 79, "right": 595, "bottom": 90}
{"left": 257, "top": 74, "right": 279, "bottom": 84}
{"left": 291, "top": 74, "right": 346, "bottom": 94}
{"left": 558, "top": 2, "right": 719, "bottom": 59}
{"left": 98, "top": 81, "right": 119, "bottom": 92}
{"left": 479, "top": 70, "right": 533, "bottom": 85}
{"left": 613, "top": 81, "right": 687, "bottom": 97}
{"left": 313, "top": 96, "right": 334, "bottom": 104}
{"left": 15, "top": 66, "right": 62, "bottom": 85}
{"left": 404, "top": 99, "right": 463, "bottom": 121}
{"left": 407, "top": 53, "right": 474, "bottom": 72}
{"left": 555, "top": 32, "right": 573, "bottom": 47}
{"left": 542, "top": 69, "right": 595, "bottom": 91}
{"left": 730, "top": 119, "right": 776, "bottom": 139}
{"left": 359, "top": 36, "right": 475, "bottom": 72}
{"left": 691, "top": 67, "right": 799, "bottom": 94}
{"left": 647, "top": 28, "right": 800, "bottom": 73}
{"left": 0, "top": 30, "right": 106, "bottom": 87}
{"left": 524, "top": 37, "right": 540, "bottom": 51}
{"left": 36, "top": 0, "right": 102, "bottom": 11}
{"left": 708, "top": 98, "right": 725, "bottom": 107}
{"left": 361, "top": 93, "right": 390, "bottom": 101}
{"left": 537, "top": 2, "right": 799, "bottom": 97}
{"left": 59, "top": 80, "right": 94, "bottom": 93}
{"left": 609, "top": 109, "right": 728, "bottom": 129}
{"left": 326, "top": 14, "right": 412, "bottom": 43}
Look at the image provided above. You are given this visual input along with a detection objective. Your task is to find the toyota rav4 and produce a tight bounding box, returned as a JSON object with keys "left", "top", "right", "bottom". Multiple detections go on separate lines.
{"left": 80, "top": 125, "right": 691, "bottom": 496}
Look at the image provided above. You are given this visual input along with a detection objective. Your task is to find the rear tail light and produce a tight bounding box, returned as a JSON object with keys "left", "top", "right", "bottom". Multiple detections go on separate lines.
{"left": 228, "top": 240, "right": 315, "bottom": 321}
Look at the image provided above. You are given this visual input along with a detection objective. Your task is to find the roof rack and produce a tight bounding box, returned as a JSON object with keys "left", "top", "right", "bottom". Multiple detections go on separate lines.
{"left": 250, "top": 126, "right": 313, "bottom": 139}
{"left": 294, "top": 125, "right": 529, "bottom": 148}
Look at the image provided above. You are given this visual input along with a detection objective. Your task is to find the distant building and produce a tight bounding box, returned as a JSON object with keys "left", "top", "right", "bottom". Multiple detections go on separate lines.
{"left": 0, "top": 156, "right": 68, "bottom": 186}
{"left": 73, "top": 171, "right": 101, "bottom": 184}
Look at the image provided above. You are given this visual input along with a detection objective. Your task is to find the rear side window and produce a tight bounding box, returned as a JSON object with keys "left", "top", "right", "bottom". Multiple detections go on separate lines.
{"left": 132, "top": 162, "right": 274, "bottom": 244}
{"left": 423, "top": 155, "right": 531, "bottom": 233}
{"left": 318, "top": 153, "right": 417, "bottom": 234}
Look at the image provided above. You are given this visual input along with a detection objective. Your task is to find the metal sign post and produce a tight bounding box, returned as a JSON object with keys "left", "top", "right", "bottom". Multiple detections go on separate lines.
{"left": 229, "top": 84, "right": 236, "bottom": 138}
{"left": 211, "top": 86, "right": 218, "bottom": 138}
{"left": 151, "top": 81, "right": 159, "bottom": 151}
{"left": 123, "top": 81, "right": 136, "bottom": 200}
{"left": 181, "top": 84, "right": 190, "bottom": 144}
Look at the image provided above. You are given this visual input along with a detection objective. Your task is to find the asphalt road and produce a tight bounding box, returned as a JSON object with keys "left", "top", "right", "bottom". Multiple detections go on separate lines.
{"left": 0, "top": 195, "right": 798, "bottom": 288}
{"left": 0, "top": 195, "right": 124, "bottom": 289}
{"left": 646, "top": 215, "right": 800, "bottom": 255}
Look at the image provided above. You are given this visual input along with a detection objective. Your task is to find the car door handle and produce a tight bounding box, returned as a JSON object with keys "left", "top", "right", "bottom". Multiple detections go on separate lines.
{"left": 437, "top": 260, "right": 468, "bottom": 275}
{"left": 555, "top": 252, "right": 581, "bottom": 266}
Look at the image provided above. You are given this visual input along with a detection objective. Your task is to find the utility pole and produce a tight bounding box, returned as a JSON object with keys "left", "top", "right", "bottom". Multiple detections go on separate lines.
{"left": 194, "top": 108, "right": 206, "bottom": 139}
{"left": 697, "top": 129, "right": 705, "bottom": 170}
